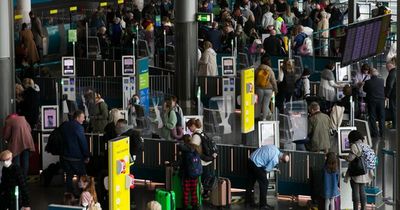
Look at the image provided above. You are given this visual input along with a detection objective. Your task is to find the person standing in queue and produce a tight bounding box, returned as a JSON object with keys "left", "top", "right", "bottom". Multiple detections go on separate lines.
{"left": 61, "top": 110, "right": 90, "bottom": 196}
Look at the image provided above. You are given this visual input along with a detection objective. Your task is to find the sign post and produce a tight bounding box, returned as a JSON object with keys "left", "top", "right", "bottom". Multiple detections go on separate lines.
{"left": 241, "top": 68, "right": 255, "bottom": 144}
{"left": 108, "top": 136, "right": 131, "bottom": 210}
{"left": 68, "top": 29, "right": 77, "bottom": 57}
{"left": 137, "top": 58, "right": 150, "bottom": 115}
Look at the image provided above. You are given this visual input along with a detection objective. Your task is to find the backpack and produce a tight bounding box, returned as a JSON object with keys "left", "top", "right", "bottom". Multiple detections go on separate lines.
{"left": 255, "top": 69, "right": 271, "bottom": 88}
{"left": 184, "top": 151, "right": 203, "bottom": 178}
{"left": 194, "top": 132, "right": 218, "bottom": 159}
{"left": 169, "top": 110, "right": 184, "bottom": 140}
{"left": 280, "top": 22, "right": 288, "bottom": 35}
{"left": 294, "top": 78, "right": 304, "bottom": 98}
{"left": 360, "top": 143, "right": 376, "bottom": 170}
{"left": 45, "top": 124, "right": 65, "bottom": 156}
{"left": 299, "top": 37, "right": 313, "bottom": 56}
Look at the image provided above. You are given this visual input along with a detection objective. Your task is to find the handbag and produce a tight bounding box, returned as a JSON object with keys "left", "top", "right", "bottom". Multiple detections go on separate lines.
{"left": 348, "top": 144, "right": 367, "bottom": 176}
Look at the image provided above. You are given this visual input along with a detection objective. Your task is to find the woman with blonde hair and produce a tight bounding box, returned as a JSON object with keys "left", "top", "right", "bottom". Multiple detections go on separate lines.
{"left": 79, "top": 175, "right": 99, "bottom": 208}
{"left": 276, "top": 59, "right": 298, "bottom": 112}
{"left": 198, "top": 41, "right": 218, "bottom": 76}
{"left": 255, "top": 64, "right": 278, "bottom": 120}
{"left": 146, "top": 201, "right": 161, "bottom": 210}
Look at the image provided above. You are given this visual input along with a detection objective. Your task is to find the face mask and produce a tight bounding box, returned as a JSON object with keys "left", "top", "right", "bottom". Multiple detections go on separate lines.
{"left": 4, "top": 160, "right": 12, "bottom": 168}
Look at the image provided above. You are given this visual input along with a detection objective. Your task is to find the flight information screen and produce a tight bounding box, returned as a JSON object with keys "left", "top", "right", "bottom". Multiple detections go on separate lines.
{"left": 341, "top": 14, "right": 391, "bottom": 67}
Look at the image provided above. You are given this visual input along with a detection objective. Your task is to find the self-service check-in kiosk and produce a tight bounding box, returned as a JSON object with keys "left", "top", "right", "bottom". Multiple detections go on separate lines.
{"left": 338, "top": 126, "right": 357, "bottom": 209}
{"left": 215, "top": 56, "right": 236, "bottom": 134}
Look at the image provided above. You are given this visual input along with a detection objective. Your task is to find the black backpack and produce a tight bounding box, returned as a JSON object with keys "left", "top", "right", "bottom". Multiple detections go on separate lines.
{"left": 294, "top": 78, "right": 304, "bottom": 98}
{"left": 194, "top": 132, "right": 218, "bottom": 159}
{"left": 45, "top": 124, "right": 65, "bottom": 156}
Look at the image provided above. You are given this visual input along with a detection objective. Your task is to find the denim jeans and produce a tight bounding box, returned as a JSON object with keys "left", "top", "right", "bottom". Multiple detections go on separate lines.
{"left": 256, "top": 88, "right": 273, "bottom": 120}
{"left": 202, "top": 164, "right": 215, "bottom": 192}
{"left": 13, "top": 149, "right": 30, "bottom": 177}
{"left": 350, "top": 180, "right": 366, "bottom": 210}
{"left": 367, "top": 99, "right": 385, "bottom": 137}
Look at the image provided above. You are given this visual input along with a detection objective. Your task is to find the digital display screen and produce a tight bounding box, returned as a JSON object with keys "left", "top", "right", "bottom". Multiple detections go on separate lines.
{"left": 341, "top": 14, "right": 391, "bottom": 67}
{"left": 122, "top": 56, "right": 135, "bottom": 75}
{"left": 338, "top": 127, "right": 356, "bottom": 155}
{"left": 222, "top": 57, "right": 235, "bottom": 76}
{"left": 63, "top": 57, "right": 75, "bottom": 76}
{"left": 43, "top": 107, "right": 57, "bottom": 130}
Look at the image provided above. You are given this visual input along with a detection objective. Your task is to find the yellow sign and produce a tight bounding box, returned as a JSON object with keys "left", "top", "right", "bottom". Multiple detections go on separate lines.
{"left": 100, "top": 2, "right": 108, "bottom": 7}
{"left": 69, "top": 6, "right": 77, "bottom": 12}
{"left": 50, "top": 9, "right": 58, "bottom": 15}
{"left": 14, "top": 14, "right": 23, "bottom": 20}
{"left": 118, "top": 0, "right": 124, "bottom": 4}
{"left": 241, "top": 68, "right": 255, "bottom": 133}
{"left": 108, "top": 136, "right": 130, "bottom": 210}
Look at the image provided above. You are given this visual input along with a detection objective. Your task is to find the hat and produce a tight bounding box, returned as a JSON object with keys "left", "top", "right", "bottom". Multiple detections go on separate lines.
{"left": 348, "top": 130, "right": 364, "bottom": 144}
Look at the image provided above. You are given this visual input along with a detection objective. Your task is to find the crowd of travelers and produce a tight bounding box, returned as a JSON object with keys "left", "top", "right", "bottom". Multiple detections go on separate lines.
{"left": 2, "top": 0, "right": 397, "bottom": 209}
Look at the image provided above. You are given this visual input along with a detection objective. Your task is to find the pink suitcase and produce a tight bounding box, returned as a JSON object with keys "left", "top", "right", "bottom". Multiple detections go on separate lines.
{"left": 210, "top": 177, "right": 231, "bottom": 207}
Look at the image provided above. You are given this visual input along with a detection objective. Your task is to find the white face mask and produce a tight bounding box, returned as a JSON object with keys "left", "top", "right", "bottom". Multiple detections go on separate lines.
{"left": 4, "top": 160, "right": 12, "bottom": 168}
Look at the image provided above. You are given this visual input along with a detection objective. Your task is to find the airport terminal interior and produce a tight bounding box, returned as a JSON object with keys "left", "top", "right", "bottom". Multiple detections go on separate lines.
{"left": 0, "top": 0, "right": 399, "bottom": 209}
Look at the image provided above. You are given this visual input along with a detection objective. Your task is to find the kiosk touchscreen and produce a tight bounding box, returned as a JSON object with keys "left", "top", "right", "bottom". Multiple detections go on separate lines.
{"left": 62, "top": 57, "right": 76, "bottom": 77}
{"left": 221, "top": 56, "right": 236, "bottom": 76}
{"left": 338, "top": 127, "right": 357, "bottom": 155}
{"left": 41, "top": 106, "right": 59, "bottom": 132}
{"left": 258, "top": 121, "right": 279, "bottom": 147}
{"left": 122, "top": 55, "right": 135, "bottom": 76}
{"left": 336, "top": 62, "right": 351, "bottom": 83}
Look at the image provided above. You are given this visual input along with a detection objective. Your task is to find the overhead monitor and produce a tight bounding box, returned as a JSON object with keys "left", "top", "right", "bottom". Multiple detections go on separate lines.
{"left": 338, "top": 127, "right": 357, "bottom": 155}
{"left": 221, "top": 56, "right": 236, "bottom": 76}
{"left": 122, "top": 55, "right": 135, "bottom": 76}
{"left": 62, "top": 57, "right": 75, "bottom": 77}
{"left": 341, "top": 14, "right": 391, "bottom": 67}
{"left": 41, "top": 105, "right": 59, "bottom": 132}
{"left": 258, "top": 121, "right": 279, "bottom": 147}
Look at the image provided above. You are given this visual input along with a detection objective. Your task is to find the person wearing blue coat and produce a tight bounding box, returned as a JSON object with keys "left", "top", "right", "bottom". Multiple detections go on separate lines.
{"left": 61, "top": 110, "right": 90, "bottom": 196}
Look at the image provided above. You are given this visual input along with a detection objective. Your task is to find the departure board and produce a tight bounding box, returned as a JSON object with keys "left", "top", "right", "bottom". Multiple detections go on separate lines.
{"left": 341, "top": 14, "right": 391, "bottom": 67}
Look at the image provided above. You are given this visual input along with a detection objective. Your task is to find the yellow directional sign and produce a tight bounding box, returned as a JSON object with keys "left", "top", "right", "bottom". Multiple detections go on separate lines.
{"left": 69, "top": 6, "right": 77, "bottom": 12}
{"left": 50, "top": 9, "right": 58, "bottom": 15}
{"left": 14, "top": 14, "right": 23, "bottom": 20}
{"left": 241, "top": 68, "right": 255, "bottom": 133}
{"left": 108, "top": 136, "right": 131, "bottom": 210}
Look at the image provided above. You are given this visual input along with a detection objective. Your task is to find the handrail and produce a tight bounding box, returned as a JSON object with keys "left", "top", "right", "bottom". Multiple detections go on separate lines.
{"left": 311, "top": 24, "right": 347, "bottom": 37}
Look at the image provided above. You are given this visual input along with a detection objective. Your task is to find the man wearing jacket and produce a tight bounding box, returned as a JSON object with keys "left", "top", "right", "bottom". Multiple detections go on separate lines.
{"left": 363, "top": 68, "right": 385, "bottom": 137}
{"left": 385, "top": 59, "right": 397, "bottom": 129}
{"left": 61, "top": 110, "right": 90, "bottom": 195}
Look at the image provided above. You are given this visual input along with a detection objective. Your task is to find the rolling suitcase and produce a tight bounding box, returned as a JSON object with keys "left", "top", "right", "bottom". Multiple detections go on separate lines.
{"left": 210, "top": 177, "right": 231, "bottom": 207}
{"left": 155, "top": 189, "right": 176, "bottom": 210}
{"left": 166, "top": 165, "right": 202, "bottom": 209}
